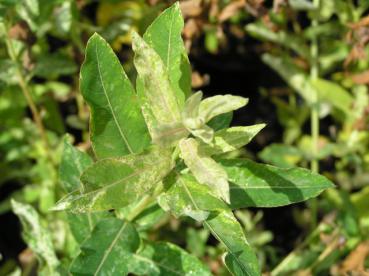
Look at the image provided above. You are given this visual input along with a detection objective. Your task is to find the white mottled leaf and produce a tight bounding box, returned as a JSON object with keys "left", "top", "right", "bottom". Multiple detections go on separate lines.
{"left": 179, "top": 138, "right": 230, "bottom": 203}
{"left": 11, "top": 200, "right": 59, "bottom": 275}
{"left": 199, "top": 95, "right": 248, "bottom": 123}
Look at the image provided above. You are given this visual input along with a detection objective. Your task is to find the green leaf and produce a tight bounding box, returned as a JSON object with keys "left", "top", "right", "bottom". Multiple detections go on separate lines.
{"left": 258, "top": 143, "right": 302, "bottom": 168}
{"left": 200, "top": 124, "right": 266, "bottom": 155}
{"left": 158, "top": 174, "right": 228, "bottom": 221}
{"left": 70, "top": 218, "right": 140, "bottom": 276}
{"left": 206, "top": 211, "right": 260, "bottom": 276}
{"left": 262, "top": 54, "right": 314, "bottom": 104}
{"left": 199, "top": 95, "right": 248, "bottom": 123}
{"left": 53, "top": 148, "right": 173, "bottom": 212}
{"left": 207, "top": 112, "right": 233, "bottom": 131}
{"left": 59, "top": 138, "right": 93, "bottom": 193}
{"left": 132, "top": 31, "right": 182, "bottom": 128}
{"left": 128, "top": 241, "right": 212, "bottom": 276}
{"left": 159, "top": 174, "right": 260, "bottom": 276}
{"left": 81, "top": 33, "right": 150, "bottom": 158}
{"left": 11, "top": 200, "right": 59, "bottom": 275}
{"left": 219, "top": 158, "right": 334, "bottom": 208}
{"left": 246, "top": 23, "right": 310, "bottom": 59}
{"left": 311, "top": 78, "right": 354, "bottom": 116}
{"left": 34, "top": 53, "right": 77, "bottom": 78}
{"left": 179, "top": 138, "right": 230, "bottom": 203}
{"left": 59, "top": 139, "right": 111, "bottom": 243}
{"left": 288, "top": 0, "right": 316, "bottom": 10}
{"left": 143, "top": 2, "right": 192, "bottom": 103}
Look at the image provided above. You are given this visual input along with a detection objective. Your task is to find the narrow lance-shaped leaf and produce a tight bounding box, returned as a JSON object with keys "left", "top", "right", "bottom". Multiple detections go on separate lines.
{"left": 158, "top": 173, "right": 228, "bottom": 222}
{"left": 199, "top": 94, "right": 248, "bottom": 123}
{"left": 179, "top": 138, "right": 230, "bottom": 203}
{"left": 219, "top": 158, "right": 334, "bottom": 209}
{"left": 59, "top": 139, "right": 111, "bottom": 243}
{"left": 128, "top": 242, "right": 212, "bottom": 276}
{"left": 132, "top": 31, "right": 181, "bottom": 127}
{"left": 53, "top": 148, "right": 173, "bottom": 213}
{"left": 262, "top": 53, "right": 314, "bottom": 104}
{"left": 206, "top": 211, "right": 260, "bottom": 276}
{"left": 311, "top": 78, "right": 354, "bottom": 117}
{"left": 70, "top": 218, "right": 140, "bottom": 276}
{"left": 246, "top": 23, "right": 310, "bottom": 59}
{"left": 11, "top": 200, "right": 59, "bottom": 275}
{"left": 143, "top": 2, "right": 192, "bottom": 104}
{"left": 200, "top": 124, "right": 266, "bottom": 156}
{"left": 81, "top": 33, "right": 150, "bottom": 158}
{"left": 158, "top": 174, "right": 260, "bottom": 276}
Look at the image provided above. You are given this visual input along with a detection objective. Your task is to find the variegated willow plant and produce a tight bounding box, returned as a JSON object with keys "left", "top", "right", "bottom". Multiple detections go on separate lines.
{"left": 12, "top": 3, "right": 334, "bottom": 276}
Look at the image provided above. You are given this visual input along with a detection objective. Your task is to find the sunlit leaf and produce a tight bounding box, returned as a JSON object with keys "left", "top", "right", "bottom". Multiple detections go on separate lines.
{"left": 143, "top": 2, "right": 192, "bottom": 103}
{"left": 53, "top": 148, "right": 173, "bottom": 212}
{"left": 200, "top": 124, "right": 266, "bottom": 155}
{"left": 199, "top": 94, "right": 248, "bottom": 123}
{"left": 128, "top": 241, "right": 212, "bottom": 276}
{"left": 179, "top": 138, "right": 230, "bottom": 203}
{"left": 158, "top": 174, "right": 227, "bottom": 222}
{"left": 81, "top": 33, "right": 150, "bottom": 158}
{"left": 158, "top": 174, "right": 260, "bottom": 276}
{"left": 70, "top": 218, "right": 139, "bottom": 276}
{"left": 59, "top": 139, "right": 111, "bottom": 243}
{"left": 132, "top": 31, "right": 182, "bottom": 129}
{"left": 219, "top": 158, "right": 334, "bottom": 208}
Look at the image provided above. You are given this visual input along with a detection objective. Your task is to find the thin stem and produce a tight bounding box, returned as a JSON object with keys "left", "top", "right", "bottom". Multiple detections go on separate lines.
{"left": 4, "top": 22, "right": 52, "bottom": 162}
{"left": 309, "top": 0, "right": 320, "bottom": 230}
{"left": 271, "top": 225, "right": 321, "bottom": 275}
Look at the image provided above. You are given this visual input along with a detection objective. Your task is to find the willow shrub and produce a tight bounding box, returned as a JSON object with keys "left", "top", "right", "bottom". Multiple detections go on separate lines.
{"left": 13, "top": 3, "right": 334, "bottom": 276}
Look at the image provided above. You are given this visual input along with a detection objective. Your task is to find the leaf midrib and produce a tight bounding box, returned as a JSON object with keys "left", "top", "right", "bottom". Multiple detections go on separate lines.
{"left": 179, "top": 176, "right": 251, "bottom": 274}
{"left": 95, "top": 42, "right": 133, "bottom": 154}
{"left": 94, "top": 222, "right": 127, "bottom": 276}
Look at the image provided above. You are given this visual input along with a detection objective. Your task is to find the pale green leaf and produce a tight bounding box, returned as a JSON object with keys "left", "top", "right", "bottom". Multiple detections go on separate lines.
{"left": 246, "top": 23, "right": 310, "bottom": 59}
{"left": 59, "top": 139, "right": 111, "bottom": 243}
{"left": 200, "top": 124, "right": 266, "bottom": 155}
{"left": 128, "top": 242, "right": 212, "bottom": 276}
{"left": 158, "top": 174, "right": 227, "bottom": 221}
{"left": 262, "top": 54, "right": 314, "bottom": 104}
{"left": 182, "top": 91, "right": 203, "bottom": 126}
{"left": 132, "top": 31, "right": 181, "bottom": 127}
{"left": 53, "top": 148, "right": 173, "bottom": 213}
{"left": 81, "top": 33, "right": 150, "bottom": 158}
{"left": 189, "top": 124, "right": 214, "bottom": 144}
{"left": 289, "top": 0, "right": 316, "bottom": 10}
{"left": 258, "top": 143, "right": 302, "bottom": 168}
{"left": 151, "top": 121, "right": 189, "bottom": 147}
{"left": 70, "top": 218, "right": 139, "bottom": 276}
{"left": 311, "top": 78, "right": 354, "bottom": 116}
{"left": 179, "top": 138, "right": 230, "bottom": 203}
{"left": 199, "top": 95, "right": 248, "bottom": 123}
{"left": 11, "top": 200, "right": 59, "bottom": 275}
{"left": 143, "top": 2, "right": 192, "bottom": 103}
{"left": 219, "top": 158, "right": 334, "bottom": 208}
{"left": 59, "top": 138, "right": 93, "bottom": 193}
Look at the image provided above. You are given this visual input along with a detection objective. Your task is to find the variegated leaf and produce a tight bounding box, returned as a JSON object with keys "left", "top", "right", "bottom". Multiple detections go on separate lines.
{"left": 179, "top": 138, "right": 230, "bottom": 203}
